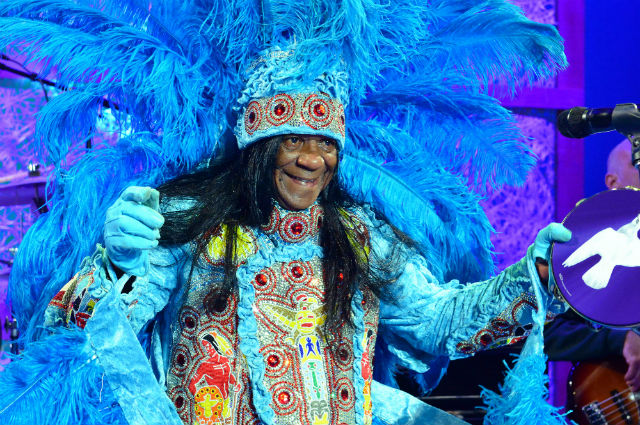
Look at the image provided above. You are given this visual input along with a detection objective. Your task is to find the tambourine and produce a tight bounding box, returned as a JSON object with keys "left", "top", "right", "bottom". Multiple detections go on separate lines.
{"left": 550, "top": 188, "right": 640, "bottom": 328}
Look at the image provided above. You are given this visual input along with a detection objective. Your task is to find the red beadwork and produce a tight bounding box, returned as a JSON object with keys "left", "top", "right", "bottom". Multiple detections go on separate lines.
{"left": 314, "top": 103, "right": 326, "bottom": 116}
{"left": 290, "top": 221, "right": 303, "bottom": 235}
{"left": 274, "top": 104, "right": 286, "bottom": 116}
{"left": 337, "top": 272, "right": 344, "bottom": 281}
{"left": 338, "top": 348, "right": 349, "bottom": 361}
{"left": 255, "top": 273, "right": 268, "bottom": 286}
{"left": 277, "top": 391, "right": 290, "bottom": 404}
{"left": 291, "top": 266, "right": 303, "bottom": 278}
{"left": 340, "top": 388, "right": 349, "bottom": 401}
{"left": 248, "top": 111, "right": 256, "bottom": 123}
{"left": 479, "top": 332, "right": 493, "bottom": 346}
{"left": 176, "top": 353, "right": 186, "bottom": 366}
{"left": 361, "top": 299, "right": 366, "bottom": 306}
{"left": 175, "top": 396, "right": 184, "bottom": 409}
{"left": 267, "top": 354, "right": 280, "bottom": 367}
{"left": 184, "top": 316, "right": 196, "bottom": 329}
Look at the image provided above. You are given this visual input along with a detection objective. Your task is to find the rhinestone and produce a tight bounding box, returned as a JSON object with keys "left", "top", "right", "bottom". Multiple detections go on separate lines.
{"left": 176, "top": 353, "right": 186, "bottom": 366}
{"left": 292, "top": 266, "right": 303, "bottom": 278}
{"left": 248, "top": 111, "right": 256, "bottom": 123}
{"left": 267, "top": 354, "right": 280, "bottom": 367}
{"left": 314, "top": 103, "right": 326, "bottom": 116}
{"left": 175, "top": 396, "right": 184, "bottom": 408}
{"left": 361, "top": 299, "right": 366, "bottom": 306}
{"left": 337, "top": 272, "right": 344, "bottom": 281}
{"left": 274, "top": 104, "right": 285, "bottom": 116}
{"left": 479, "top": 333, "right": 493, "bottom": 346}
{"left": 341, "top": 388, "right": 349, "bottom": 401}
{"left": 338, "top": 348, "right": 349, "bottom": 361}
{"left": 290, "top": 221, "right": 303, "bottom": 235}
{"left": 277, "top": 391, "right": 290, "bottom": 404}
{"left": 255, "top": 273, "right": 268, "bottom": 286}
{"left": 184, "top": 316, "right": 196, "bottom": 329}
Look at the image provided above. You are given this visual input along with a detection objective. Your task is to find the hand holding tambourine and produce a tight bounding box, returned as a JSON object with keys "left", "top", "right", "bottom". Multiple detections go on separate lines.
{"left": 551, "top": 188, "right": 640, "bottom": 328}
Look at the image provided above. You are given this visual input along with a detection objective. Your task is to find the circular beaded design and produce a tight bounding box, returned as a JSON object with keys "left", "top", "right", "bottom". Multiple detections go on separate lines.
{"left": 279, "top": 213, "right": 310, "bottom": 242}
{"left": 244, "top": 101, "right": 262, "bottom": 135}
{"left": 281, "top": 260, "right": 313, "bottom": 285}
{"left": 252, "top": 267, "right": 277, "bottom": 293}
{"left": 270, "top": 381, "right": 299, "bottom": 415}
{"left": 180, "top": 307, "right": 200, "bottom": 335}
{"left": 171, "top": 344, "right": 190, "bottom": 375}
{"left": 302, "top": 94, "right": 334, "bottom": 130}
{"left": 335, "top": 378, "right": 355, "bottom": 411}
{"left": 262, "top": 346, "right": 289, "bottom": 378}
{"left": 266, "top": 94, "right": 295, "bottom": 126}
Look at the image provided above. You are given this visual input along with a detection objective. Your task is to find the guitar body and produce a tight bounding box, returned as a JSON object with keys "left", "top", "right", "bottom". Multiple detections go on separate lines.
{"left": 567, "top": 358, "right": 639, "bottom": 425}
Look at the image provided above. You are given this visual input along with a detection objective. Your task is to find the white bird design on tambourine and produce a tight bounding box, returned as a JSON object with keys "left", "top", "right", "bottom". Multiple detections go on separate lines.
{"left": 562, "top": 214, "right": 640, "bottom": 289}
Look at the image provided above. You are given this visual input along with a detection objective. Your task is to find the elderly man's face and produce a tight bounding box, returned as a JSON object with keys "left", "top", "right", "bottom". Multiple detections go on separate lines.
{"left": 273, "top": 135, "right": 338, "bottom": 210}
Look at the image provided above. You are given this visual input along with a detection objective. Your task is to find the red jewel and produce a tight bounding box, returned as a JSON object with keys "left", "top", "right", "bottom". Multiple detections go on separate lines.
{"left": 175, "top": 396, "right": 184, "bottom": 409}
{"left": 337, "top": 272, "right": 344, "bottom": 281}
{"left": 248, "top": 111, "right": 256, "bottom": 123}
{"left": 255, "top": 273, "right": 268, "bottom": 286}
{"left": 176, "top": 353, "right": 186, "bottom": 366}
{"left": 277, "top": 391, "right": 290, "bottom": 404}
{"left": 314, "top": 103, "right": 326, "bottom": 116}
{"left": 274, "top": 104, "right": 286, "bottom": 116}
{"left": 267, "top": 354, "right": 280, "bottom": 367}
{"left": 290, "top": 221, "right": 303, "bottom": 235}
{"left": 292, "top": 266, "right": 303, "bottom": 278}
{"left": 361, "top": 299, "right": 366, "bottom": 306}
{"left": 184, "top": 316, "right": 196, "bottom": 329}
{"left": 479, "top": 333, "right": 493, "bottom": 346}
{"left": 338, "top": 348, "right": 349, "bottom": 361}
{"left": 340, "top": 388, "right": 349, "bottom": 401}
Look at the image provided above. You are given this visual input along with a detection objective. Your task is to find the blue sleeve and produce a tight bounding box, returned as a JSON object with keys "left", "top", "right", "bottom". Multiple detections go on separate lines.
{"left": 373, "top": 232, "right": 566, "bottom": 373}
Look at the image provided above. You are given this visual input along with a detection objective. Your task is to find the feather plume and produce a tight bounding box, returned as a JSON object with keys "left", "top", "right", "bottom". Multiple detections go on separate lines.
{"left": 0, "top": 327, "right": 126, "bottom": 425}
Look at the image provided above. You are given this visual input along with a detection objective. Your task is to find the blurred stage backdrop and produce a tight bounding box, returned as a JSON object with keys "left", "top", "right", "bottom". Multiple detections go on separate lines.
{"left": 1, "top": 0, "right": 637, "bottom": 422}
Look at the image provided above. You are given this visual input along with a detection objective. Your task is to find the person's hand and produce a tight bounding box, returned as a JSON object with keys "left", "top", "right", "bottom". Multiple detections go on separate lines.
{"left": 532, "top": 223, "right": 572, "bottom": 285}
{"left": 623, "top": 330, "right": 640, "bottom": 391}
{"left": 104, "top": 186, "right": 164, "bottom": 276}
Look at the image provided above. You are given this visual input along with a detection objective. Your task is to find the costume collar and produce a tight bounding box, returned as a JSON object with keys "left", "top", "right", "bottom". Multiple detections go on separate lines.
{"left": 261, "top": 201, "right": 323, "bottom": 244}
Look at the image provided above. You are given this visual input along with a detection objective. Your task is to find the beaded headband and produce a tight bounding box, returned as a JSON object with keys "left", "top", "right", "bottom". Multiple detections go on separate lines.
{"left": 236, "top": 92, "right": 346, "bottom": 150}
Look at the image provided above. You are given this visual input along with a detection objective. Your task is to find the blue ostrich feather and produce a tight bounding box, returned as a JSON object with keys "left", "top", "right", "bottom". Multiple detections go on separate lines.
{"left": 0, "top": 327, "right": 127, "bottom": 425}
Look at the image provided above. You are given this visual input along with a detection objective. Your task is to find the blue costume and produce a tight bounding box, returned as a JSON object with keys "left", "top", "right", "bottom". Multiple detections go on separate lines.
{"left": 38, "top": 202, "right": 563, "bottom": 425}
{"left": 0, "top": 1, "right": 572, "bottom": 424}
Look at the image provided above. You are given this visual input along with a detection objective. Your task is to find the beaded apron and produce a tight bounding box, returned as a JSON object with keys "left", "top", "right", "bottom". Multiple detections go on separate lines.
{"left": 165, "top": 204, "right": 379, "bottom": 425}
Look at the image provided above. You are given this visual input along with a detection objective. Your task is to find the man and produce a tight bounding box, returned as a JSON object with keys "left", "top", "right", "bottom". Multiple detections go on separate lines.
{"left": 544, "top": 139, "right": 640, "bottom": 391}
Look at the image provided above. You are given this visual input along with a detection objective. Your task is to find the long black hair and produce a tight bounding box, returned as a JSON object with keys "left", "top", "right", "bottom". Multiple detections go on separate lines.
{"left": 158, "top": 136, "right": 392, "bottom": 332}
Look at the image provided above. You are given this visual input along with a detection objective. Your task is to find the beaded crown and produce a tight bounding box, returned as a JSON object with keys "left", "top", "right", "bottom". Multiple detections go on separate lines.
{"left": 234, "top": 46, "right": 348, "bottom": 149}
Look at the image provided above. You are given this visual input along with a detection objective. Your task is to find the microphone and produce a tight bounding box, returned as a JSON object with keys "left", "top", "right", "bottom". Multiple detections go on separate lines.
{"left": 557, "top": 103, "right": 640, "bottom": 139}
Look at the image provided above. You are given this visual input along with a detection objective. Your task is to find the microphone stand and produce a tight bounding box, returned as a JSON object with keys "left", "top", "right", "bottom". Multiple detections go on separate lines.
{"left": 612, "top": 103, "right": 640, "bottom": 180}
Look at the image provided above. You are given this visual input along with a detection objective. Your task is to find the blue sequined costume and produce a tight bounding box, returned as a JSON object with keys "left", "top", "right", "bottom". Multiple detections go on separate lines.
{"left": 38, "top": 202, "right": 564, "bottom": 425}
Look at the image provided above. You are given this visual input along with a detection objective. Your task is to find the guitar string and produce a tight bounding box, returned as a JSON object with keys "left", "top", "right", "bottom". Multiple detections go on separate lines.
{"left": 591, "top": 387, "right": 634, "bottom": 413}
{"left": 600, "top": 399, "right": 638, "bottom": 422}
{"left": 593, "top": 387, "right": 633, "bottom": 409}
{"left": 595, "top": 396, "right": 635, "bottom": 417}
{"left": 582, "top": 387, "right": 638, "bottom": 424}
{"left": 595, "top": 394, "right": 639, "bottom": 425}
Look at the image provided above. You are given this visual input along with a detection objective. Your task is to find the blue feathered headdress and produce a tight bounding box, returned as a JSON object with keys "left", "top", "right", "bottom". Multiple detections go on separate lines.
{"left": 0, "top": 0, "right": 566, "bottom": 421}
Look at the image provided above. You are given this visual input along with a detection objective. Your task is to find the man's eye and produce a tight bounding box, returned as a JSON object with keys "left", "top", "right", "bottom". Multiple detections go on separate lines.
{"left": 284, "top": 136, "right": 300, "bottom": 145}
{"left": 321, "top": 139, "right": 337, "bottom": 150}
